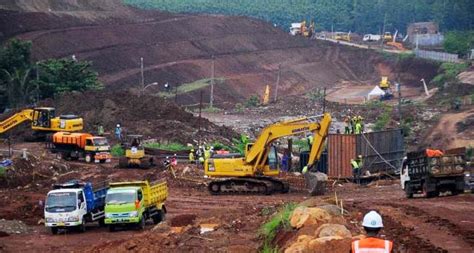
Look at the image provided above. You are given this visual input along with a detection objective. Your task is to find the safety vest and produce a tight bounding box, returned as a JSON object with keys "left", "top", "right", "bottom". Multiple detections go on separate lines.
{"left": 204, "top": 150, "right": 211, "bottom": 159}
{"left": 189, "top": 152, "right": 195, "bottom": 161}
{"left": 351, "top": 160, "right": 360, "bottom": 169}
{"left": 352, "top": 238, "right": 393, "bottom": 253}
{"left": 355, "top": 123, "right": 362, "bottom": 134}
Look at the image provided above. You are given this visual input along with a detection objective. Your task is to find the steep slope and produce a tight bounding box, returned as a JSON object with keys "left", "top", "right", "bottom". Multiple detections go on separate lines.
{"left": 1, "top": 0, "right": 438, "bottom": 108}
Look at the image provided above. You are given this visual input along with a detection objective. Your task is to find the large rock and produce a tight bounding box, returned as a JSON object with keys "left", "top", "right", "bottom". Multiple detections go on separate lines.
{"left": 284, "top": 235, "right": 312, "bottom": 253}
{"left": 290, "top": 207, "right": 331, "bottom": 229}
{"left": 315, "top": 224, "right": 352, "bottom": 238}
{"left": 308, "top": 236, "right": 351, "bottom": 253}
{"left": 285, "top": 235, "right": 351, "bottom": 253}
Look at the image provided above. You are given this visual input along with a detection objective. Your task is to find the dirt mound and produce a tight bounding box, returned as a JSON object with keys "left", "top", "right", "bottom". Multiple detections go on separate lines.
{"left": 42, "top": 90, "right": 238, "bottom": 144}
{"left": 1, "top": 2, "right": 438, "bottom": 107}
{"left": 0, "top": 0, "right": 124, "bottom": 12}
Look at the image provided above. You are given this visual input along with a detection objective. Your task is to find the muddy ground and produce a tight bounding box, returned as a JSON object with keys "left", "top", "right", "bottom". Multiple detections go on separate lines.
{"left": 0, "top": 142, "right": 472, "bottom": 253}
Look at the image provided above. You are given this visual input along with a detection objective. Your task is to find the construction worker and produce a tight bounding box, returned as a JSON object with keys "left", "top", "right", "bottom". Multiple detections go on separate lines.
{"left": 357, "top": 115, "right": 364, "bottom": 133}
{"left": 352, "top": 211, "right": 393, "bottom": 253}
{"left": 355, "top": 120, "right": 362, "bottom": 134}
{"left": 204, "top": 146, "right": 211, "bottom": 160}
{"left": 189, "top": 149, "right": 195, "bottom": 164}
{"left": 114, "top": 124, "right": 122, "bottom": 141}
{"left": 171, "top": 154, "right": 178, "bottom": 166}
{"left": 307, "top": 135, "right": 314, "bottom": 146}
{"left": 351, "top": 158, "right": 360, "bottom": 184}
{"left": 351, "top": 116, "right": 357, "bottom": 134}
{"left": 97, "top": 124, "right": 104, "bottom": 136}
{"left": 344, "top": 116, "right": 351, "bottom": 134}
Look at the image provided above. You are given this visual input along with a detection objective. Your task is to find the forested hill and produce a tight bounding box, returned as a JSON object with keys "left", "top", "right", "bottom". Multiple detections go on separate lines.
{"left": 124, "top": 0, "right": 473, "bottom": 33}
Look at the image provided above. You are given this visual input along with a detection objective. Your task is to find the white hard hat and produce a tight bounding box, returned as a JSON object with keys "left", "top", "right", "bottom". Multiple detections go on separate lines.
{"left": 362, "top": 211, "right": 383, "bottom": 228}
{"left": 116, "top": 124, "right": 120, "bottom": 127}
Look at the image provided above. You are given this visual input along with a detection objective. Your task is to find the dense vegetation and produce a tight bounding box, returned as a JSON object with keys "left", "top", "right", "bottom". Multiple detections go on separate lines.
{"left": 124, "top": 0, "right": 473, "bottom": 34}
{"left": 0, "top": 39, "right": 102, "bottom": 111}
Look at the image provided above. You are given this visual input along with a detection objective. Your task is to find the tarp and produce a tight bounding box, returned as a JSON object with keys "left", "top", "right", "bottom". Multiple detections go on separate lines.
{"left": 367, "top": 86, "right": 385, "bottom": 99}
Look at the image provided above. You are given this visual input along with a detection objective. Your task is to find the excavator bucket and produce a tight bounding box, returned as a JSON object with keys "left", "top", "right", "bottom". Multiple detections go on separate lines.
{"left": 304, "top": 171, "right": 328, "bottom": 196}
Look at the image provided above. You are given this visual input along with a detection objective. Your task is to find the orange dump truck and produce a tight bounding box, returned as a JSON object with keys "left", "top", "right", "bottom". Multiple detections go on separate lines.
{"left": 50, "top": 132, "right": 112, "bottom": 163}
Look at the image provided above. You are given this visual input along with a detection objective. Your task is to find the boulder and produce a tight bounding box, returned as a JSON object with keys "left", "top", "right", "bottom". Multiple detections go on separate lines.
{"left": 308, "top": 236, "right": 352, "bottom": 253}
{"left": 315, "top": 224, "right": 352, "bottom": 238}
{"left": 290, "top": 207, "right": 331, "bottom": 229}
{"left": 318, "top": 204, "right": 344, "bottom": 216}
{"left": 284, "top": 235, "right": 312, "bottom": 253}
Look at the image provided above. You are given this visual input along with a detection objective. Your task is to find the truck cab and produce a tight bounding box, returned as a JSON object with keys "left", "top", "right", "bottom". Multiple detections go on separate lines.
{"left": 85, "top": 136, "right": 111, "bottom": 162}
{"left": 105, "top": 187, "right": 144, "bottom": 226}
{"left": 44, "top": 181, "right": 107, "bottom": 234}
{"left": 45, "top": 188, "right": 88, "bottom": 234}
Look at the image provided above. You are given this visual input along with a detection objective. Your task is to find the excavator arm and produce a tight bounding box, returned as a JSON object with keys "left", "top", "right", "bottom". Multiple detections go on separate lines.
{"left": 0, "top": 109, "right": 33, "bottom": 134}
{"left": 245, "top": 113, "right": 332, "bottom": 170}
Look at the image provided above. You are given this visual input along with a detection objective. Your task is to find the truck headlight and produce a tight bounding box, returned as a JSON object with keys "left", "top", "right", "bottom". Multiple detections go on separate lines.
{"left": 129, "top": 211, "right": 138, "bottom": 217}
{"left": 105, "top": 213, "right": 112, "bottom": 218}
{"left": 67, "top": 216, "right": 79, "bottom": 222}
{"left": 46, "top": 217, "right": 55, "bottom": 223}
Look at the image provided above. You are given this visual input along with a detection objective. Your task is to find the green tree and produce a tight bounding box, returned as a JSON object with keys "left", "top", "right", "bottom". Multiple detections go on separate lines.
{"left": 443, "top": 31, "right": 474, "bottom": 56}
{"left": 2, "top": 68, "right": 33, "bottom": 108}
{"left": 35, "top": 58, "right": 103, "bottom": 98}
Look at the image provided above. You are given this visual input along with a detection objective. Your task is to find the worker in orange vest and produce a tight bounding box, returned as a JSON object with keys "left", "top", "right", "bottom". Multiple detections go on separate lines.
{"left": 352, "top": 211, "right": 393, "bottom": 253}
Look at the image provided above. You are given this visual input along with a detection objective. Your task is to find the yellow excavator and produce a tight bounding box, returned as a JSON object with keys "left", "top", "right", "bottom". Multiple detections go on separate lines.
{"left": 0, "top": 107, "right": 83, "bottom": 137}
{"left": 205, "top": 113, "right": 331, "bottom": 195}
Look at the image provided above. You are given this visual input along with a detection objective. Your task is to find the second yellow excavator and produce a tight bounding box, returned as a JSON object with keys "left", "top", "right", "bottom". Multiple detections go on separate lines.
{"left": 0, "top": 107, "right": 83, "bottom": 137}
{"left": 205, "top": 113, "right": 331, "bottom": 195}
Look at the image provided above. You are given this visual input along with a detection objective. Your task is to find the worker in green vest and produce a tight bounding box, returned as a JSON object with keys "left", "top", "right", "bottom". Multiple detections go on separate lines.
{"left": 351, "top": 158, "right": 361, "bottom": 184}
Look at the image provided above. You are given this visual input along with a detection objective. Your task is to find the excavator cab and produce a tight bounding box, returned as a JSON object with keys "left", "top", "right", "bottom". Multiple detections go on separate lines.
{"left": 32, "top": 108, "right": 55, "bottom": 128}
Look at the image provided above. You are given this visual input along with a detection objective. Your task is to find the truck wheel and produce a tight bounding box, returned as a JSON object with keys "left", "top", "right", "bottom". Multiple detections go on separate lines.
{"left": 50, "top": 227, "right": 58, "bottom": 235}
{"left": 138, "top": 217, "right": 146, "bottom": 230}
{"left": 98, "top": 218, "right": 105, "bottom": 227}
{"left": 404, "top": 183, "right": 413, "bottom": 199}
{"left": 109, "top": 225, "right": 116, "bottom": 232}
{"left": 78, "top": 219, "right": 86, "bottom": 233}
{"left": 152, "top": 210, "right": 165, "bottom": 224}
{"left": 85, "top": 154, "right": 92, "bottom": 163}
{"left": 119, "top": 157, "right": 128, "bottom": 168}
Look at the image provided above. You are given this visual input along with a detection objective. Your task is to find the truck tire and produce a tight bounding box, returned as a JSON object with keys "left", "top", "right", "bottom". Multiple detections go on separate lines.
{"left": 109, "top": 225, "right": 116, "bottom": 232}
{"left": 404, "top": 183, "right": 413, "bottom": 199}
{"left": 50, "top": 227, "right": 58, "bottom": 235}
{"left": 85, "top": 154, "right": 92, "bottom": 163}
{"left": 98, "top": 218, "right": 105, "bottom": 227}
{"left": 152, "top": 210, "right": 165, "bottom": 224}
{"left": 139, "top": 216, "right": 146, "bottom": 230}
{"left": 78, "top": 219, "right": 86, "bottom": 233}
{"left": 119, "top": 157, "right": 129, "bottom": 168}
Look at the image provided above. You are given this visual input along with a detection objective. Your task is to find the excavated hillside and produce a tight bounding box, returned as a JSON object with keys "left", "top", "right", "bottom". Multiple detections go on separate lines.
{"left": 0, "top": 0, "right": 439, "bottom": 108}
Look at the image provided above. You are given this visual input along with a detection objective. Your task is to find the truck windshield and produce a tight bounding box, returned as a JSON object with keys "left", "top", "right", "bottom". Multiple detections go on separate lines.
{"left": 106, "top": 191, "right": 136, "bottom": 204}
{"left": 45, "top": 192, "right": 77, "bottom": 212}
{"left": 93, "top": 138, "right": 109, "bottom": 146}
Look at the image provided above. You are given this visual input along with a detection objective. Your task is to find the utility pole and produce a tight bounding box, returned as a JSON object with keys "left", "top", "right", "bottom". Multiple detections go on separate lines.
{"left": 322, "top": 87, "right": 327, "bottom": 113}
{"left": 140, "top": 57, "right": 144, "bottom": 96}
{"left": 274, "top": 64, "right": 281, "bottom": 102}
{"left": 198, "top": 90, "right": 203, "bottom": 145}
{"left": 174, "top": 85, "right": 178, "bottom": 104}
{"left": 397, "top": 82, "right": 402, "bottom": 123}
{"left": 36, "top": 64, "right": 40, "bottom": 104}
{"left": 210, "top": 55, "right": 215, "bottom": 108}
{"left": 380, "top": 12, "right": 387, "bottom": 52}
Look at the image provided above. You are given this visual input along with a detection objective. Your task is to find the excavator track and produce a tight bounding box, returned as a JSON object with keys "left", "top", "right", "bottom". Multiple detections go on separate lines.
{"left": 208, "top": 177, "right": 289, "bottom": 195}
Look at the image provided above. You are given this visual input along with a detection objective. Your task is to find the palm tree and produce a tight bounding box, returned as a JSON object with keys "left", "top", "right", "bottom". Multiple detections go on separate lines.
{"left": 2, "top": 68, "right": 33, "bottom": 108}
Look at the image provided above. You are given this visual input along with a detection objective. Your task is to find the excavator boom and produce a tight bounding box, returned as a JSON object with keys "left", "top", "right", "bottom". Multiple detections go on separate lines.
{"left": 0, "top": 109, "right": 33, "bottom": 134}
{"left": 206, "top": 113, "right": 332, "bottom": 195}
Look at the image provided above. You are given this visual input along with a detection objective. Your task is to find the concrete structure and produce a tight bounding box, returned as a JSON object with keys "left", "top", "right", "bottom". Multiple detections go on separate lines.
{"left": 407, "top": 22, "right": 444, "bottom": 46}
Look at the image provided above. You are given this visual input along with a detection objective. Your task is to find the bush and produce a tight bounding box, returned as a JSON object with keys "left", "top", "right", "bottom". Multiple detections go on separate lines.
{"left": 144, "top": 142, "right": 187, "bottom": 151}
{"left": 111, "top": 144, "right": 125, "bottom": 157}
{"left": 431, "top": 62, "right": 469, "bottom": 87}
{"left": 245, "top": 94, "right": 260, "bottom": 108}
{"left": 443, "top": 31, "right": 474, "bottom": 56}
{"left": 260, "top": 203, "right": 297, "bottom": 245}
{"left": 373, "top": 106, "right": 392, "bottom": 131}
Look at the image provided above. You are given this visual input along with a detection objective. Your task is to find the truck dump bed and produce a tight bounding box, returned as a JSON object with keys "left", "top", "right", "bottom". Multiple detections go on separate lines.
{"left": 109, "top": 181, "right": 167, "bottom": 207}
{"left": 52, "top": 132, "right": 93, "bottom": 149}
{"left": 407, "top": 148, "right": 466, "bottom": 177}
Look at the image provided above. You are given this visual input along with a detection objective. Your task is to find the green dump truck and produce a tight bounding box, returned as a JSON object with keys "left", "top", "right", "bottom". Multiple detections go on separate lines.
{"left": 104, "top": 180, "right": 168, "bottom": 231}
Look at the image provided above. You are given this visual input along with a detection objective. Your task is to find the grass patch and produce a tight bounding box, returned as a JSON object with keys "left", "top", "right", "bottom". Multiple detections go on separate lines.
{"left": 261, "top": 243, "right": 279, "bottom": 253}
{"left": 260, "top": 203, "right": 297, "bottom": 244}
{"left": 158, "top": 78, "right": 225, "bottom": 98}
{"left": 201, "top": 106, "right": 223, "bottom": 113}
{"left": 144, "top": 142, "right": 188, "bottom": 151}
{"left": 431, "top": 62, "right": 469, "bottom": 87}
{"left": 111, "top": 144, "right": 125, "bottom": 157}
{"left": 373, "top": 106, "right": 393, "bottom": 131}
